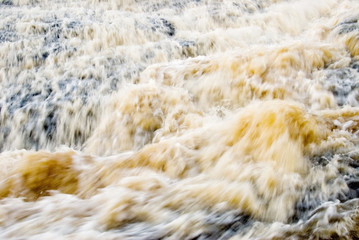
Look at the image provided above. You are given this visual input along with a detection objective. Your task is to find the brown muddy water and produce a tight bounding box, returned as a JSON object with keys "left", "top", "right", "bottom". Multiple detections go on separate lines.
{"left": 1, "top": 0, "right": 359, "bottom": 239}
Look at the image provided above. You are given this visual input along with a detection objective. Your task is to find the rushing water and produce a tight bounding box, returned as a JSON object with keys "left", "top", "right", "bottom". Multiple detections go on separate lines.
{"left": 0, "top": 0, "right": 359, "bottom": 239}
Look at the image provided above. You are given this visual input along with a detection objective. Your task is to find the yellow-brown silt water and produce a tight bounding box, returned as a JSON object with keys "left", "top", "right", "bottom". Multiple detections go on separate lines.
{"left": 1, "top": 0, "right": 359, "bottom": 239}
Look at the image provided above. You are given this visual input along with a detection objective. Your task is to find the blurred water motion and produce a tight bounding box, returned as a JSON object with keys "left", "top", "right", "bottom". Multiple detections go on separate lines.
{"left": 1, "top": 0, "right": 359, "bottom": 239}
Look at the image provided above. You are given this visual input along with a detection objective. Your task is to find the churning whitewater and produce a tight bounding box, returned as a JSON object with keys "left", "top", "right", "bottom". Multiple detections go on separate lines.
{"left": 0, "top": 0, "right": 359, "bottom": 239}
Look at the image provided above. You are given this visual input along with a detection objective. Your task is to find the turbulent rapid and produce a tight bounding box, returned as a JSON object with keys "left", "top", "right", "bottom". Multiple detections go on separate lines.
{"left": 0, "top": 0, "right": 359, "bottom": 239}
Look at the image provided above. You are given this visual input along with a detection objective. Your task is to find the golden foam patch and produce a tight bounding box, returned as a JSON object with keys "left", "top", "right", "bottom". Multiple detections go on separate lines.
{"left": 219, "top": 100, "right": 326, "bottom": 173}
{"left": 345, "top": 34, "right": 359, "bottom": 57}
{"left": 0, "top": 151, "right": 79, "bottom": 200}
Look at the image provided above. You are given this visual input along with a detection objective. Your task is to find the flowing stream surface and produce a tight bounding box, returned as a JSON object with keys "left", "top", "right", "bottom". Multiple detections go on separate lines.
{"left": 1, "top": 0, "right": 359, "bottom": 239}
